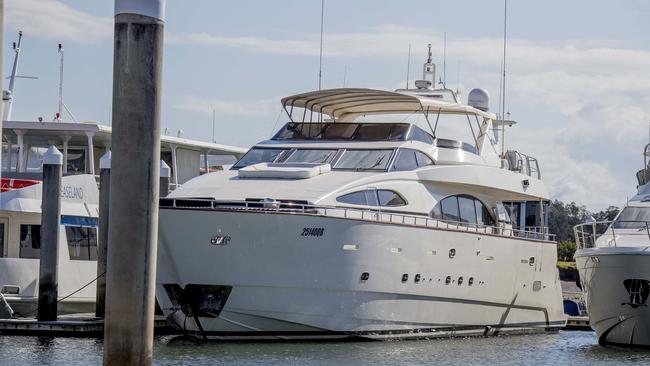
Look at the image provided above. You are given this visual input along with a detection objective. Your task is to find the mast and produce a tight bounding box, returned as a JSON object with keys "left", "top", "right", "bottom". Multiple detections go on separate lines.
{"left": 318, "top": 0, "right": 324, "bottom": 91}
{"left": 500, "top": 0, "right": 508, "bottom": 155}
{"left": 57, "top": 43, "right": 64, "bottom": 122}
{"left": 3, "top": 31, "right": 22, "bottom": 121}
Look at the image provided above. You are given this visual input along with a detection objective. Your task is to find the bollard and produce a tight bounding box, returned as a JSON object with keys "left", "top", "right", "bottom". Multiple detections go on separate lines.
{"left": 95, "top": 151, "right": 111, "bottom": 318}
{"left": 159, "top": 160, "right": 170, "bottom": 197}
{"left": 104, "top": 1, "right": 165, "bottom": 365}
{"left": 38, "top": 146, "right": 62, "bottom": 321}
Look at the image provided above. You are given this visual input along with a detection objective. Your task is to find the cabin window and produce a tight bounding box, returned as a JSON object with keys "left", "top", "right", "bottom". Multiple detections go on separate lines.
{"left": 613, "top": 207, "right": 650, "bottom": 229}
{"left": 410, "top": 126, "right": 435, "bottom": 144}
{"left": 283, "top": 149, "right": 338, "bottom": 164}
{"left": 232, "top": 148, "right": 287, "bottom": 169}
{"left": 391, "top": 149, "right": 434, "bottom": 171}
{"left": 65, "top": 227, "right": 98, "bottom": 261}
{"left": 66, "top": 148, "right": 87, "bottom": 175}
{"left": 337, "top": 189, "right": 406, "bottom": 207}
{"left": 433, "top": 195, "right": 495, "bottom": 226}
{"left": 334, "top": 149, "right": 393, "bottom": 171}
{"left": 19, "top": 224, "right": 41, "bottom": 259}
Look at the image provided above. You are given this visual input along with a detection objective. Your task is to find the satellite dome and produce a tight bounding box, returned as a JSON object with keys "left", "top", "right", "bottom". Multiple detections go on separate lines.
{"left": 467, "top": 88, "right": 489, "bottom": 112}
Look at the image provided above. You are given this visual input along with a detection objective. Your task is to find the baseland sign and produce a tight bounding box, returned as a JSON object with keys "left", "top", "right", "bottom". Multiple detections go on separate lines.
{"left": 61, "top": 186, "right": 84, "bottom": 200}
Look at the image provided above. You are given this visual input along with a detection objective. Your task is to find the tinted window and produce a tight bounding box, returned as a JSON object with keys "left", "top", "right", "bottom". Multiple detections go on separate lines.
{"left": 334, "top": 150, "right": 393, "bottom": 171}
{"left": 440, "top": 196, "right": 460, "bottom": 222}
{"left": 233, "top": 148, "right": 286, "bottom": 168}
{"left": 613, "top": 207, "right": 650, "bottom": 229}
{"left": 458, "top": 196, "right": 477, "bottom": 224}
{"left": 19, "top": 224, "right": 41, "bottom": 259}
{"left": 525, "top": 201, "right": 540, "bottom": 228}
{"left": 66, "top": 227, "right": 98, "bottom": 261}
{"left": 392, "top": 150, "right": 418, "bottom": 171}
{"left": 336, "top": 191, "right": 367, "bottom": 205}
{"left": 411, "top": 126, "right": 434, "bottom": 144}
{"left": 415, "top": 151, "right": 434, "bottom": 167}
{"left": 284, "top": 149, "right": 338, "bottom": 164}
{"left": 378, "top": 190, "right": 407, "bottom": 207}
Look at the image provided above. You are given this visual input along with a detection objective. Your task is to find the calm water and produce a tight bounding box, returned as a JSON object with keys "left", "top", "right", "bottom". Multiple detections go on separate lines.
{"left": 0, "top": 331, "right": 649, "bottom": 365}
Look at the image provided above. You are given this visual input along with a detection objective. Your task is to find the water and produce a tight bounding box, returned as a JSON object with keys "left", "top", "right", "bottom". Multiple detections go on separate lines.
{"left": 0, "top": 331, "right": 649, "bottom": 365}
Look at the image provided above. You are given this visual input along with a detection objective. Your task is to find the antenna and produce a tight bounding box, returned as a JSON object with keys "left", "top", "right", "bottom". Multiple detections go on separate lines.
{"left": 443, "top": 32, "right": 447, "bottom": 88}
{"left": 405, "top": 43, "right": 411, "bottom": 89}
{"left": 318, "top": 0, "right": 325, "bottom": 90}
{"left": 57, "top": 43, "right": 64, "bottom": 122}
{"left": 500, "top": 0, "right": 508, "bottom": 156}
{"left": 212, "top": 108, "right": 216, "bottom": 143}
{"left": 4, "top": 31, "right": 23, "bottom": 122}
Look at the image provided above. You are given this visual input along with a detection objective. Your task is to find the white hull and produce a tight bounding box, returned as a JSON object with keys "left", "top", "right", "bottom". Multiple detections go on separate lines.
{"left": 156, "top": 208, "right": 565, "bottom": 340}
{"left": 576, "top": 247, "right": 650, "bottom": 347}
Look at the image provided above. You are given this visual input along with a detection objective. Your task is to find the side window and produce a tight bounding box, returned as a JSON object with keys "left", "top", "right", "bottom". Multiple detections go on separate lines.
{"left": 337, "top": 191, "right": 368, "bottom": 205}
{"left": 19, "top": 224, "right": 41, "bottom": 259}
{"left": 414, "top": 151, "right": 434, "bottom": 167}
{"left": 66, "top": 226, "right": 98, "bottom": 261}
{"left": 392, "top": 150, "right": 418, "bottom": 171}
{"left": 458, "top": 196, "right": 477, "bottom": 224}
{"left": 440, "top": 196, "right": 460, "bottom": 222}
{"left": 377, "top": 190, "right": 407, "bottom": 207}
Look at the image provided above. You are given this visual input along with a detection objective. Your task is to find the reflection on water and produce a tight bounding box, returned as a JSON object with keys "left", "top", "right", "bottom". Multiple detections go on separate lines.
{"left": 0, "top": 331, "right": 648, "bottom": 366}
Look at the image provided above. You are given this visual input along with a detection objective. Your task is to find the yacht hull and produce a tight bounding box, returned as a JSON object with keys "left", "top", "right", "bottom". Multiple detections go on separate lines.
{"left": 156, "top": 207, "right": 565, "bottom": 340}
{"left": 576, "top": 248, "right": 650, "bottom": 347}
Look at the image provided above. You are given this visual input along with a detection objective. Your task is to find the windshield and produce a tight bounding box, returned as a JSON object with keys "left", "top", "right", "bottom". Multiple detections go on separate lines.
{"left": 284, "top": 149, "right": 338, "bottom": 164}
{"left": 334, "top": 149, "right": 394, "bottom": 171}
{"left": 613, "top": 207, "right": 650, "bottom": 229}
{"left": 232, "top": 148, "right": 287, "bottom": 169}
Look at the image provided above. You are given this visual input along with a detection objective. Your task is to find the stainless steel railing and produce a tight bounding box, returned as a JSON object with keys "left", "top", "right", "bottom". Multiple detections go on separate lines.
{"left": 574, "top": 220, "right": 650, "bottom": 249}
{"left": 162, "top": 198, "right": 556, "bottom": 242}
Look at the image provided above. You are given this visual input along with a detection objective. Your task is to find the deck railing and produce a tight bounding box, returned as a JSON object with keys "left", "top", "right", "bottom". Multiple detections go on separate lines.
{"left": 574, "top": 220, "right": 650, "bottom": 249}
{"left": 161, "top": 198, "right": 556, "bottom": 242}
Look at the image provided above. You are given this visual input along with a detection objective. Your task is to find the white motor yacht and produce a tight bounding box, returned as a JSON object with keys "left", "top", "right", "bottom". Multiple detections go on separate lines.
{"left": 0, "top": 120, "right": 245, "bottom": 315}
{"left": 574, "top": 143, "right": 650, "bottom": 347}
{"left": 155, "top": 57, "right": 565, "bottom": 340}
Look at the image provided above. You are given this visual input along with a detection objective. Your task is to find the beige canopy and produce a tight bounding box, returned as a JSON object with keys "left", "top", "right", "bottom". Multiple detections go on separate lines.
{"left": 281, "top": 88, "right": 495, "bottom": 121}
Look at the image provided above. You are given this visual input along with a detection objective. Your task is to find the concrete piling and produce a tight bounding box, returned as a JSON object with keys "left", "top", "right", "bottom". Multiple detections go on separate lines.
{"left": 95, "top": 151, "right": 111, "bottom": 318}
{"left": 104, "top": 1, "right": 165, "bottom": 365}
{"left": 38, "top": 146, "right": 63, "bottom": 322}
{"left": 160, "top": 160, "right": 170, "bottom": 197}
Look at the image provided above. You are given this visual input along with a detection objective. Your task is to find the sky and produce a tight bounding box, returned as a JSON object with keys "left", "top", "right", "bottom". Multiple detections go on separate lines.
{"left": 3, "top": 0, "right": 650, "bottom": 210}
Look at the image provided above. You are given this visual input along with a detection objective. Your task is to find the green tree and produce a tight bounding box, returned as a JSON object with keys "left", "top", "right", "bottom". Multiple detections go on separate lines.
{"left": 557, "top": 241, "right": 577, "bottom": 261}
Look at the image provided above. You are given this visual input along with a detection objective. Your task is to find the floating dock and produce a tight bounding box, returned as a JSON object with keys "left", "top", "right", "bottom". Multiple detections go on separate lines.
{"left": 0, "top": 314, "right": 177, "bottom": 337}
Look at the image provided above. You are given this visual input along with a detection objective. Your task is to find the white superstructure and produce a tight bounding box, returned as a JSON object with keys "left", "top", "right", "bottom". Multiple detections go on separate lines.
{"left": 575, "top": 143, "right": 650, "bottom": 347}
{"left": 156, "top": 63, "right": 565, "bottom": 339}
{"left": 0, "top": 120, "right": 245, "bottom": 315}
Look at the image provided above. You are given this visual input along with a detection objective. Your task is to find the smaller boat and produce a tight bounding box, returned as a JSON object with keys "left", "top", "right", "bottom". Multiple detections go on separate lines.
{"left": 574, "top": 143, "right": 650, "bottom": 347}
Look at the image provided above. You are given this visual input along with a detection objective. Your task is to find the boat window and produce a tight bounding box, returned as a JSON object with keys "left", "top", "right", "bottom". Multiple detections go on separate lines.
{"left": 613, "top": 207, "right": 650, "bottom": 229}
{"left": 272, "top": 122, "right": 411, "bottom": 141}
{"left": 66, "top": 226, "right": 98, "bottom": 261}
{"left": 66, "top": 148, "right": 87, "bottom": 175}
{"left": 433, "top": 195, "right": 495, "bottom": 226}
{"left": 391, "top": 149, "right": 434, "bottom": 171}
{"left": 283, "top": 149, "right": 338, "bottom": 164}
{"left": 19, "top": 224, "right": 41, "bottom": 259}
{"left": 322, "top": 124, "right": 358, "bottom": 139}
{"left": 410, "top": 125, "right": 435, "bottom": 144}
{"left": 0, "top": 223, "right": 4, "bottom": 257}
{"left": 336, "top": 189, "right": 405, "bottom": 207}
{"left": 334, "top": 150, "right": 393, "bottom": 171}
{"left": 459, "top": 196, "right": 478, "bottom": 224}
{"left": 377, "top": 190, "right": 407, "bottom": 207}
{"left": 232, "top": 148, "right": 287, "bottom": 169}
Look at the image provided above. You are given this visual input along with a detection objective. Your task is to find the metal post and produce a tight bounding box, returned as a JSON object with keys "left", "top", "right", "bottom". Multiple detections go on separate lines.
{"left": 85, "top": 132, "right": 95, "bottom": 175}
{"left": 160, "top": 159, "right": 170, "bottom": 197}
{"left": 61, "top": 136, "right": 70, "bottom": 174}
{"left": 104, "top": 1, "right": 165, "bottom": 365}
{"left": 0, "top": 0, "right": 4, "bottom": 176}
{"left": 15, "top": 129, "right": 25, "bottom": 172}
{"left": 95, "top": 151, "right": 110, "bottom": 318}
{"left": 38, "top": 146, "right": 62, "bottom": 321}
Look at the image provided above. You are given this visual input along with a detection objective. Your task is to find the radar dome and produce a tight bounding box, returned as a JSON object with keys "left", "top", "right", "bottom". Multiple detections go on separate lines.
{"left": 467, "top": 88, "right": 489, "bottom": 112}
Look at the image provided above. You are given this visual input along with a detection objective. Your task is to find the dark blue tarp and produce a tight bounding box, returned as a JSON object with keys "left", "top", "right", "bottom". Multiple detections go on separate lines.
{"left": 60, "top": 215, "right": 98, "bottom": 228}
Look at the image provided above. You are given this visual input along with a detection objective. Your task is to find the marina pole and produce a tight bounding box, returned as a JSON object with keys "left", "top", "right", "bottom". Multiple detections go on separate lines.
{"left": 38, "top": 146, "right": 63, "bottom": 321}
{"left": 95, "top": 151, "right": 111, "bottom": 318}
{"left": 160, "top": 160, "right": 170, "bottom": 197}
{"left": 104, "top": 1, "right": 165, "bottom": 364}
{"left": 0, "top": 0, "right": 4, "bottom": 175}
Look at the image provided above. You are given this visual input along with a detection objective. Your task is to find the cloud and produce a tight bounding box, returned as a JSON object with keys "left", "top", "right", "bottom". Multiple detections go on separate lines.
{"left": 6, "top": 0, "right": 112, "bottom": 44}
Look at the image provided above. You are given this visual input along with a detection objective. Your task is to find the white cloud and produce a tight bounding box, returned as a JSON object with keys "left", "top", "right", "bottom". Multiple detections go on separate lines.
{"left": 6, "top": 0, "right": 112, "bottom": 44}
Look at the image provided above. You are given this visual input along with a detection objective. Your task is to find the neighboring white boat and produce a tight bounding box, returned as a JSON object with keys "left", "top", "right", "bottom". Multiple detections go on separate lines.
{"left": 574, "top": 143, "right": 650, "bottom": 347}
{"left": 155, "top": 56, "right": 565, "bottom": 340}
{"left": 0, "top": 120, "right": 245, "bottom": 315}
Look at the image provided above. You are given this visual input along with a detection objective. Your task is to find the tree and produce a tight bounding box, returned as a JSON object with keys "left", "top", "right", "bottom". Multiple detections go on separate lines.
{"left": 548, "top": 200, "right": 590, "bottom": 243}
{"left": 557, "top": 241, "right": 577, "bottom": 261}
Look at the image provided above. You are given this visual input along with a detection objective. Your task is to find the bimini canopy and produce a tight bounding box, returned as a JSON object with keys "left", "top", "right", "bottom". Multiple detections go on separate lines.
{"left": 281, "top": 88, "right": 494, "bottom": 121}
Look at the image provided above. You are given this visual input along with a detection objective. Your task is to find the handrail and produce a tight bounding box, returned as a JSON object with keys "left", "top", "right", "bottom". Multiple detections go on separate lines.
{"left": 574, "top": 220, "right": 650, "bottom": 249}
{"left": 161, "top": 198, "right": 556, "bottom": 242}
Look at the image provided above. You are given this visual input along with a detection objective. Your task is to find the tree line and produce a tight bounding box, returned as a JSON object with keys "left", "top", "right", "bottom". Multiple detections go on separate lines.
{"left": 548, "top": 200, "right": 620, "bottom": 261}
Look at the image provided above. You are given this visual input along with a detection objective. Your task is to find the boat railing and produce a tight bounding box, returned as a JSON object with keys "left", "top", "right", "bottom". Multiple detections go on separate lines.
{"left": 161, "top": 198, "right": 556, "bottom": 242}
{"left": 574, "top": 220, "right": 650, "bottom": 249}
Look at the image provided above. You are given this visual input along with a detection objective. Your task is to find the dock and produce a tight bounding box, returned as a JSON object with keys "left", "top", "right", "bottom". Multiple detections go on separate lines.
{"left": 0, "top": 314, "right": 177, "bottom": 337}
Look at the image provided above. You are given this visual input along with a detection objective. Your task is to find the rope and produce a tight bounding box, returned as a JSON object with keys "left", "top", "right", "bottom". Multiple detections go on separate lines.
{"left": 19, "top": 271, "right": 106, "bottom": 318}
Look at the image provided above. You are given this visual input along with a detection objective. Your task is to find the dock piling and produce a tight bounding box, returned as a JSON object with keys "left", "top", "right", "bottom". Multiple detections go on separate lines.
{"left": 95, "top": 151, "right": 111, "bottom": 318}
{"left": 38, "top": 146, "right": 63, "bottom": 322}
{"left": 104, "top": 1, "right": 166, "bottom": 365}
